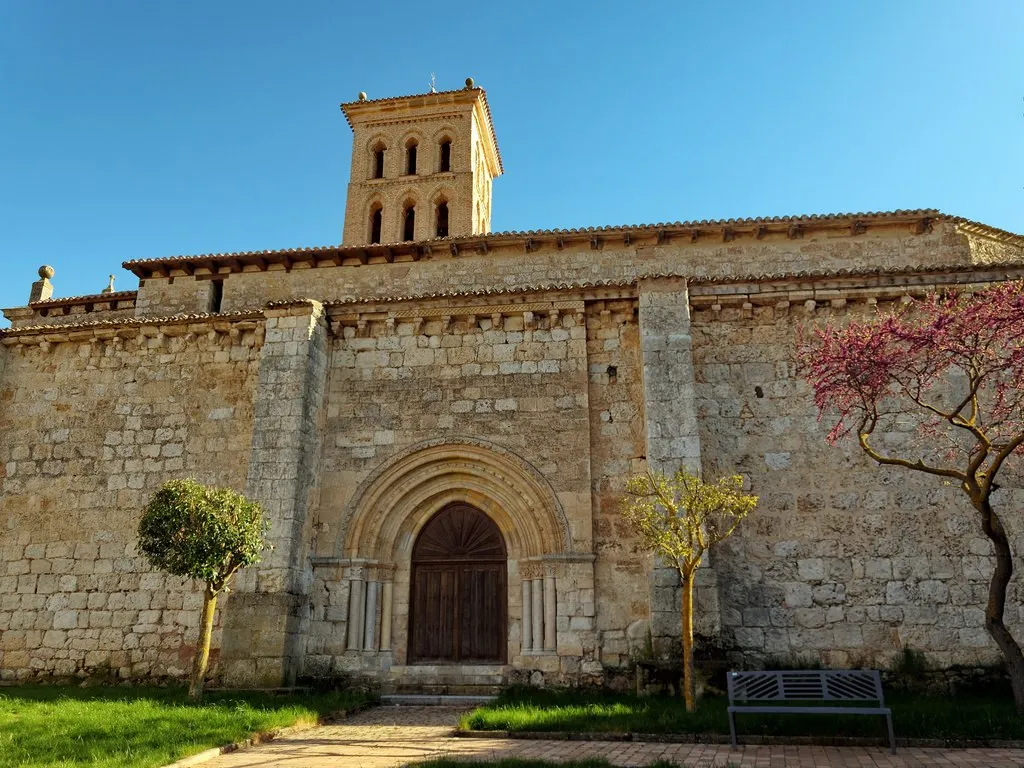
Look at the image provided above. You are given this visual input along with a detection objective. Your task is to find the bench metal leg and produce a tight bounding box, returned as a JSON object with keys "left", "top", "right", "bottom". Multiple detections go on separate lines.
{"left": 885, "top": 711, "right": 896, "bottom": 754}
{"left": 728, "top": 710, "right": 737, "bottom": 749}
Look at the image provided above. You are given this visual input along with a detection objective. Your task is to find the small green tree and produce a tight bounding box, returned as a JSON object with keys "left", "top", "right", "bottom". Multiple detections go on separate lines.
{"left": 622, "top": 468, "right": 757, "bottom": 712}
{"left": 138, "top": 479, "right": 269, "bottom": 700}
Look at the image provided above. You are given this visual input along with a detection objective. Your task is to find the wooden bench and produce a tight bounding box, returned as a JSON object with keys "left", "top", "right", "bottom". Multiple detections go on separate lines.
{"left": 727, "top": 669, "right": 895, "bottom": 753}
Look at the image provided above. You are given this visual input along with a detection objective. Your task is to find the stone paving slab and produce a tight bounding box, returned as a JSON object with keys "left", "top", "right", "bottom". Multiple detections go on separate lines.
{"left": 197, "top": 705, "right": 1024, "bottom": 768}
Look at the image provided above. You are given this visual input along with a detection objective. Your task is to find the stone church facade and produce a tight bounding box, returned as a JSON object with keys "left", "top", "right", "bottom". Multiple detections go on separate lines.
{"left": 2, "top": 83, "right": 1024, "bottom": 689}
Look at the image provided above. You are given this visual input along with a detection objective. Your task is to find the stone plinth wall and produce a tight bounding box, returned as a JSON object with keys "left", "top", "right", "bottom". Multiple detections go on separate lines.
{"left": 692, "top": 297, "right": 1024, "bottom": 669}
{"left": 0, "top": 325, "right": 261, "bottom": 681}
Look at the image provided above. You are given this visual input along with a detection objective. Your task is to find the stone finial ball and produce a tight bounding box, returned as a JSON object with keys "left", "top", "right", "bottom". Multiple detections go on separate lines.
{"left": 358, "top": 91, "right": 367, "bottom": 101}
{"left": 38, "top": 265, "right": 54, "bottom": 280}
{"left": 465, "top": 77, "right": 475, "bottom": 89}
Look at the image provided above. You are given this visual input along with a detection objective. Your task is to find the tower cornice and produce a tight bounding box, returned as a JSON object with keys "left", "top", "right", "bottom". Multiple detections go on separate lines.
{"left": 341, "top": 86, "right": 503, "bottom": 175}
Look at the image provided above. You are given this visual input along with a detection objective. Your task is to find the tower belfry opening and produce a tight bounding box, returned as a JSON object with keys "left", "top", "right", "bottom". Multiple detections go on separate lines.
{"left": 341, "top": 80, "right": 503, "bottom": 245}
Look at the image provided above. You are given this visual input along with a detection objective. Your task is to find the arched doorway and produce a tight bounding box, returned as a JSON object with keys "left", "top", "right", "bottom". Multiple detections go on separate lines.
{"left": 409, "top": 503, "right": 507, "bottom": 663}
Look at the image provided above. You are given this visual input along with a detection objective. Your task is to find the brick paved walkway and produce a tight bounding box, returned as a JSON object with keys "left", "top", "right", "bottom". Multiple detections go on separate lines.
{"left": 199, "top": 705, "right": 1024, "bottom": 768}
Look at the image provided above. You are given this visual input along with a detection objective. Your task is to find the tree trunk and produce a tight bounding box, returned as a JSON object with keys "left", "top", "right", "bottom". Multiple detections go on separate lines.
{"left": 680, "top": 568, "right": 696, "bottom": 713}
{"left": 977, "top": 498, "right": 1024, "bottom": 711}
{"left": 189, "top": 585, "right": 218, "bottom": 702}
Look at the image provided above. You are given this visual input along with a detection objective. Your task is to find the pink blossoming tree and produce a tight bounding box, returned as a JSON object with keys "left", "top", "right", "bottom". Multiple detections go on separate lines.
{"left": 797, "top": 281, "right": 1024, "bottom": 711}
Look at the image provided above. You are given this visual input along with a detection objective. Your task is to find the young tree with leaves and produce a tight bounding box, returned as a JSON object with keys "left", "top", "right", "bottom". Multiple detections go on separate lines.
{"left": 622, "top": 468, "right": 757, "bottom": 712}
{"left": 797, "top": 281, "right": 1024, "bottom": 711}
{"left": 138, "top": 479, "right": 269, "bottom": 700}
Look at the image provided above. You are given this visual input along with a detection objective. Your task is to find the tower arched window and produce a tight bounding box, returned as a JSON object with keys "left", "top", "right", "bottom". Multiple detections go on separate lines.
{"left": 372, "top": 145, "right": 386, "bottom": 179}
{"left": 406, "top": 140, "right": 418, "bottom": 175}
{"left": 439, "top": 139, "right": 451, "bottom": 172}
{"left": 369, "top": 205, "right": 383, "bottom": 244}
{"left": 435, "top": 201, "right": 449, "bottom": 238}
{"left": 403, "top": 205, "right": 416, "bottom": 241}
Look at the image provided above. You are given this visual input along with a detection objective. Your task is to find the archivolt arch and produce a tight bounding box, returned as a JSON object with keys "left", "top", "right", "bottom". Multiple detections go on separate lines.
{"left": 398, "top": 188, "right": 420, "bottom": 208}
{"left": 365, "top": 134, "right": 389, "bottom": 153}
{"left": 429, "top": 185, "right": 455, "bottom": 206}
{"left": 431, "top": 126, "right": 456, "bottom": 143}
{"left": 336, "top": 438, "right": 572, "bottom": 560}
{"left": 400, "top": 128, "right": 425, "bottom": 146}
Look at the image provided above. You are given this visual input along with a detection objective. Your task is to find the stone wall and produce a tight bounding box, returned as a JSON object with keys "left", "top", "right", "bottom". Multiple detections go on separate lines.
{"left": 584, "top": 299, "right": 650, "bottom": 667}
{"left": 134, "top": 222, "right": 977, "bottom": 319}
{"left": 692, "top": 297, "right": 1024, "bottom": 669}
{"left": 135, "top": 277, "right": 216, "bottom": 316}
{"left": 4, "top": 214, "right": 1024, "bottom": 688}
{"left": 0, "top": 321, "right": 261, "bottom": 681}
{"left": 305, "top": 300, "right": 597, "bottom": 682}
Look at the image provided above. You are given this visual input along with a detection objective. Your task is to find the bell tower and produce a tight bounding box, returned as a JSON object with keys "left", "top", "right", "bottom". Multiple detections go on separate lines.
{"left": 340, "top": 78, "right": 503, "bottom": 246}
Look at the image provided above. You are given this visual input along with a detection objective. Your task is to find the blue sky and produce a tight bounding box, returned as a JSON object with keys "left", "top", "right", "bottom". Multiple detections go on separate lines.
{"left": 1, "top": 1, "right": 1021, "bottom": 322}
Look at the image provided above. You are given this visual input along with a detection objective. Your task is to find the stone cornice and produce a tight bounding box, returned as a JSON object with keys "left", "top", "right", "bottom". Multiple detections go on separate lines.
{"left": 328, "top": 299, "right": 588, "bottom": 335}
{"left": 687, "top": 264, "right": 1024, "bottom": 309}
{"left": 4, "top": 263, "right": 1022, "bottom": 344}
{"left": 0, "top": 309, "right": 265, "bottom": 346}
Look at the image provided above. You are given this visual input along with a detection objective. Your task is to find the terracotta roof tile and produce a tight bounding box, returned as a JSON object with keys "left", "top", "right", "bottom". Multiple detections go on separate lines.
{"left": 30, "top": 290, "right": 137, "bottom": 308}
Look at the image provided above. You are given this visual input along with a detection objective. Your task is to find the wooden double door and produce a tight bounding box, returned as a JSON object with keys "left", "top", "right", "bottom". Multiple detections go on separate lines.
{"left": 409, "top": 503, "right": 507, "bottom": 664}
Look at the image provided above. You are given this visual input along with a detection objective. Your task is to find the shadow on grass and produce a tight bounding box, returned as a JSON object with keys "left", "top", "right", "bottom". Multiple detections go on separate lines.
{"left": 462, "top": 685, "right": 1024, "bottom": 742}
{"left": 0, "top": 685, "right": 373, "bottom": 768}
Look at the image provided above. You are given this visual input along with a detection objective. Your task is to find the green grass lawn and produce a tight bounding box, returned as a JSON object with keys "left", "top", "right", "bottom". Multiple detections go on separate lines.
{"left": 461, "top": 686, "right": 1024, "bottom": 742}
{"left": 0, "top": 685, "right": 373, "bottom": 768}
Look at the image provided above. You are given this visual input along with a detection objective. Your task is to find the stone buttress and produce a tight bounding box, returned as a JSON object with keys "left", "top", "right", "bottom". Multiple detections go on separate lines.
{"left": 637, "top": 277, "right": 721, "bottom": 653}
{"left": 220, "top": 301, "right": 329, "bottom": 686}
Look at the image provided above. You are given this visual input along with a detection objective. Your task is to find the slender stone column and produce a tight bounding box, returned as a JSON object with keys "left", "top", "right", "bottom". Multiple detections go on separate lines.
{"left": 531, "top": 578, "right": 544, "bottom": 652}
{"left": 521, "top": 579, "right": 533, "bottom": 653}
{"left": 380, "top": 581, "right": 393, "bottom": 651}
{"left": 543, "top": 571, "right": 557, "bottom": 651}
{"left": 363, "top": 581, "right": 379, "bottom": 651}
{"left": 346, "top": 577, "right": 364, "bottom": 651}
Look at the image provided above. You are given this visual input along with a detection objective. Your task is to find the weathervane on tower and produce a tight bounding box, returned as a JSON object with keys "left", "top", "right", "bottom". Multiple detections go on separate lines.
{"left": 428, "top": 72, "right": 437, "bottom": 93}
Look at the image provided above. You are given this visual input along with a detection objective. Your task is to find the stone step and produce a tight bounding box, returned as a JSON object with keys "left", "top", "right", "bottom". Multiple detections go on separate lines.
{"left": 384, "top": 681, "right": 504, "bottom": 696}
{"left": 380, "top": 693, "right": 497, "bottom": 706}
{"left": 384, "top": 664, "right": 507, "bottom": 691}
